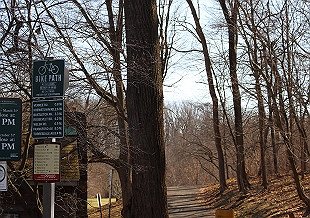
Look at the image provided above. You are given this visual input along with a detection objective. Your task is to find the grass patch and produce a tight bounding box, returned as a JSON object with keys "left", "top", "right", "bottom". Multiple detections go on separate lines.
{"left": 88, "top": 198, "right": 121, "bottom": 218}
{"left": 88, "top": 197, "right": 116, "bottom": 209}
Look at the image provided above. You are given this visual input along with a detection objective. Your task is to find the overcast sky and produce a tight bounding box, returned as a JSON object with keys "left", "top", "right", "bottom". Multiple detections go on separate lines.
{"left": 162, "top": 0, "right": 220, "bottom": 103}
{"left": 163, "top": 71, "right": 209, "bottom": 103}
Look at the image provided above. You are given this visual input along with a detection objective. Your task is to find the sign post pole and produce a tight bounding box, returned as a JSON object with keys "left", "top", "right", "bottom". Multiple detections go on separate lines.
{"left": 43, "top": 138, "right": 56, "bottom": 218}
{"left": 43, "top": 182, "right": 55, "bottom": 218}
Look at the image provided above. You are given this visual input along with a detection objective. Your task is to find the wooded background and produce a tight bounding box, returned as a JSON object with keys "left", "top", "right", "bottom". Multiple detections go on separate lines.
{"left": 0, "top": 0, "right": 309, "bottom": 217}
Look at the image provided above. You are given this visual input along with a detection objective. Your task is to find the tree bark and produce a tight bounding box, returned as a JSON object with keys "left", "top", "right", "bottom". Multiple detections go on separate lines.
{"left": 106, "top": 2, "right": 133, "bottom": 216}
{"left": 124, "top": 0, "right": 168, "bottom": 217}
{"left": 117, "top": 166, "right": 132, "bottom": 218}
{"left": 267, "top": 86, "right": 279, "bottom": 176}
{"left": 247, "top": 1, "right": 268, "bottom": 188}
{"left": 218, "top": 0, "right": 249, "bottom": 192}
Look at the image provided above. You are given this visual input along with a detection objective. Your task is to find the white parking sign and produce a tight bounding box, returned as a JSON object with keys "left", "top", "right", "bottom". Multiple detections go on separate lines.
{"left": 0, "top": 161, "right": 7, "bottom": 191}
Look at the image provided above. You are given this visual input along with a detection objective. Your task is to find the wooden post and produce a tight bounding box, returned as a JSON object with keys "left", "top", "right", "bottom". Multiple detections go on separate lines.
{"left": 108, "top": 169, "right": 114, "bottom": 218}
{"left": 97, "top": 193, "right": 103, "bottom": 218}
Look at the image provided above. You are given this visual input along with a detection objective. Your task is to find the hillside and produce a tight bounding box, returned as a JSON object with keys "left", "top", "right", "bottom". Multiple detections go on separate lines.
{"left": 200, "top": 174, "right": 310, "bottom": 217}
{"left": 90, "top": 174, "right": 310, "bottom": 217}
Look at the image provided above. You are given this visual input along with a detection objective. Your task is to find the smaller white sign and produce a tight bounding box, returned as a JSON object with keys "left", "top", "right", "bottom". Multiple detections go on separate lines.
{"left": 0, "top": 161, "right": 8, "bottom": 191}
{"left": 33, "top": 143, "right": 60, "bottom": 182}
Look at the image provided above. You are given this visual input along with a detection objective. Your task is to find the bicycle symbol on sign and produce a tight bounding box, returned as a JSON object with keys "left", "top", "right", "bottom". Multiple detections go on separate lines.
{"left": 38, "top": 61, "right": 59, "bottom": 75}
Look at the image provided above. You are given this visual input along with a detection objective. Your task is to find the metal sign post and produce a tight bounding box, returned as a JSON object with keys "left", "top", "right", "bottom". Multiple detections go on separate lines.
{"left": 43, "top": 182, "right": 55, "bottom": 218}
{"left": 42, "top": 138, "right": 57, "bottom": 218}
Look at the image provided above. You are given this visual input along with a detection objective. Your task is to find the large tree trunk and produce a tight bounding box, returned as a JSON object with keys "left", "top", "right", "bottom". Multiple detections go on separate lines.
{"left": 106, "top": 1, "right": 133, "bottom": 216}
{"left": 244, "top": 5, "right": 268, "bottom": 188}
{"left": 239, "top": 0, "right": 268, "bottom": 188}
{"left": 117, "top": 167, "right": 132, "bottom": 218}
{"left": 219, "top": 0, "right": 250, "bottom": 192}
{"left": 186, "top": 0, "right": 227, "bottom": 193}
{"left": 267, "top": 87, "right": 279, "bottom": 176}
{"left": 255, "top": 73, "right": 268, "bottom": 189}
{"left": 124, "top": 0, "right": 168, "bottom": 217}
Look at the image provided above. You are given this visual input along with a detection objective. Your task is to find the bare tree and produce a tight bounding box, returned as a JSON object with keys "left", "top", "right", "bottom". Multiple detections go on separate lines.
{"left": 218, "top": 0, "right": 250, "bottom": 192}
{"left": 238, "top": 0, "right": 269, "bottom": 188}
{"left": 0, "top": 0, "right": 43, "bottom": 216}
{"left": 185, "top": 0, "right": 227, "bottom": 192}
{"left": 124, "top": 0, "right": 168, "bottom": 216}
{"left": 238, "top": 0, "right": 310, "bottom": 211}
{"left": 165, "top": 102, "right": 227, "bottom": 186}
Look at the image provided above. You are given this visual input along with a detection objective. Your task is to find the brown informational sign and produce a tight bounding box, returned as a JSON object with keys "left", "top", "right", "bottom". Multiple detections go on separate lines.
{"left": 33, "top": 143, "right": 60, "bottom": 182}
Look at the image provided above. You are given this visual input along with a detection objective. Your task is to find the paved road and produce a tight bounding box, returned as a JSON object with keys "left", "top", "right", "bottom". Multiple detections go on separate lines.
{"left": 167, "top": 186, "right": 214, "bottom": 218}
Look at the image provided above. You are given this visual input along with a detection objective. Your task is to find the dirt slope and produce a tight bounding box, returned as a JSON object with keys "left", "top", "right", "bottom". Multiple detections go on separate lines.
{"left": 200, "top": 175, "right": 310, "bottom": 217}
{"left": 88, "top": 174, "right": 310, "bottom": 217}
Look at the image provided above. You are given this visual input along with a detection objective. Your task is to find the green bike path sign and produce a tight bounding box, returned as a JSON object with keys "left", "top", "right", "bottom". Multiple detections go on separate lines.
{"left": 0, "top": 98, "right": 22, "bottom": 161}
{"left": 32, "top": 59, "right": 65, "bottom": 98}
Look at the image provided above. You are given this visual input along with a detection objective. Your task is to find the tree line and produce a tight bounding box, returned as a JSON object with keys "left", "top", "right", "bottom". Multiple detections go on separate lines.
{"left": 0, "top": 0, "right": 309, "bottom": 217}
